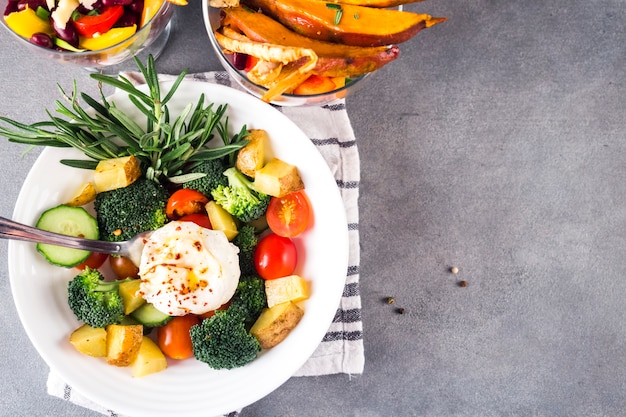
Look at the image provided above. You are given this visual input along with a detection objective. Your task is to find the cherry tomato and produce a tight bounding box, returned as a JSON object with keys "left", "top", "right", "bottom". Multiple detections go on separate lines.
{"left": 75, "top": 251, "right": 108, "bottom": 270}
{"left": 109, "top": 255, "right": 139, "bottom": 279}
{"left": 179, "top": 213, "right": 212, "bottom": 229}
{"left": 73, "top": 5, "right": 124, "bottom": 38}
{"left": 266, "top": 190, "right": 311, "bottom": 237}
{"left": 165, "top": 189, "right": 209, "bottom": 220}
{"left": 157, "top": 315, "right": 201, "bottom": 360}
{"left": 254, "top": 233, "right": 297, "bottom": 280}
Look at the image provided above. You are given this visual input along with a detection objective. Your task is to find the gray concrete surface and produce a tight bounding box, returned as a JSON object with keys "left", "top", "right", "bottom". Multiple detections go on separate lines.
{"left": 2, "top": 0, "right": 626, "bottom": 416}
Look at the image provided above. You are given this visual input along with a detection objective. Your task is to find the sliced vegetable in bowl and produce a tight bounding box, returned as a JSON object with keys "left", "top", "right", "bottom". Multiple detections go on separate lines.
{"left": 203, "top": 0, "right": 446, "bottom": 105}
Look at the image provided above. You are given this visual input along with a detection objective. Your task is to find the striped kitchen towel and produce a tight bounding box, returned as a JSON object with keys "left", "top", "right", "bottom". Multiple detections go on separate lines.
{"left": 47, "top": 71, "right": 364, "bottom": 416}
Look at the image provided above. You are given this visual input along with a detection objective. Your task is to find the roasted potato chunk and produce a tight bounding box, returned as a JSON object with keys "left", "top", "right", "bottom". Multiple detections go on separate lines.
{"left": 205, "top": 201, "right": 239, "bottom": 241}
{"left": 250, "top": 301, "right": 304, "bottom": 349}
{"left": 118, "top": 279, "right": 145, "bottom": 315}
{"left": 69, "top": 324, "right": 107, "bottom": 357}
{"left": 131, "top": 336, "right": 168, "bottom": 377}
{"left": 105, "top": 324, "right": 143, "bottom": 366}
{"left": 66, "top": 182, "right": 97, "bottom": 207}
{"left": 94, "top": 155, "right": 142, "bottom": 193}
{"left": 254, "top": 158, "right": 304, "bottom": 197}
{"left": 236, "top": 129, "right": 268, "bottom": 178}
{"left": 265, "top": 274, "right": 310, "bottom": 308}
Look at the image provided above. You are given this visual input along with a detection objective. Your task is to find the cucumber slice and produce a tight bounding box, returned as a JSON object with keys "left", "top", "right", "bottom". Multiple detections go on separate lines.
{"left": 35, "top": 204, "right": 99, "bottom": 268}
{"left": 130, "top": 303, "right": 172, "bottom": 327}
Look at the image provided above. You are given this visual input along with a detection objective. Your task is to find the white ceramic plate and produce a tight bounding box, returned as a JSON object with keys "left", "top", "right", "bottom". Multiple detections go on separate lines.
{"left": 8, "top": 81, "right": 348, "bottom": 417}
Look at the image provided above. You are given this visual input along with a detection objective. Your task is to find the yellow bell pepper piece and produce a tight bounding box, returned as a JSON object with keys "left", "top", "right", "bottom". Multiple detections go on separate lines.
{"left": 4, "top": 7, "right": 53, "bottom": 39}
{"left": 79, "top": 25, "right": 137, "bottom": 50}
{"left": 140, "top": 0, "right": 165, "bottom": 27}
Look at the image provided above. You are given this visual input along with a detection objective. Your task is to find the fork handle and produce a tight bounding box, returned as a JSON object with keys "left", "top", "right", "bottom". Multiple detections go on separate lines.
{"left": 0, "top": 216, "right": 123, "bottom": 255}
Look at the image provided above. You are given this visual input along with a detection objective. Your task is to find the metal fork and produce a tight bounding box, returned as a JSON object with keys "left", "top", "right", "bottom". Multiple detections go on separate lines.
{"left": 0, "top": 216, "right": 149, "bottom": 265}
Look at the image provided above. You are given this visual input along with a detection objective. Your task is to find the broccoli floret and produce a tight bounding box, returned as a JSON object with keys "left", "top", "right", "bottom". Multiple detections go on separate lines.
{"left": 211, "top": 167, "right": 270, "bottom": 223}
{"left": 190, "top": 310, "right": 261, "bottom": 369}
{"left": 94, "top": 177, "right": 169, "bottom": 242}
{"left": 182, "top": 159, "right": 228, "bottom": 196}
{"left": 67, "top": 267, "right": 128, "bottom": 328}
{"left": 232, "top": 224, "right": 258, "bottom": 275}
{"left": 190, "top": 274, "right": 266, "bottom": 369}
{"left": 228, "top": 274, "right": 267, "bottom": 325}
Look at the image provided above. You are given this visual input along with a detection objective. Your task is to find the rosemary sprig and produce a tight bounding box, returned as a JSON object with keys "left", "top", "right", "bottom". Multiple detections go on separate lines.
{"left": 0, "top": 55, "right": 249, "bottom": 183}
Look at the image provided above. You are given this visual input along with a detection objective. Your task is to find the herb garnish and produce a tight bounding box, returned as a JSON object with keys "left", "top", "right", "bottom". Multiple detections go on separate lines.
{"left": 326, "top": 3, "right": 343, "bottom": 25}
{"left": 0, "top": 55, "right": 249, "bottom": 184}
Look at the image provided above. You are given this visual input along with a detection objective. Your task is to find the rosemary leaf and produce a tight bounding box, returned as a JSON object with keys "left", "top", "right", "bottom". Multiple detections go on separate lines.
{"left": 108, "top": 107, "right": 146, "bottom": 139}
{"left": 60, "top": 159, "right": 100, "bottom": 170}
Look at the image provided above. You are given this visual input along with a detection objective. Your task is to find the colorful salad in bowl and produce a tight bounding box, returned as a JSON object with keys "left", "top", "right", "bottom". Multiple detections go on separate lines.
{"left": 2, "top": 57, "right": 348, "bottom": 416}
{"left": 1, "top": 0, "right": 178, "bottom": 67}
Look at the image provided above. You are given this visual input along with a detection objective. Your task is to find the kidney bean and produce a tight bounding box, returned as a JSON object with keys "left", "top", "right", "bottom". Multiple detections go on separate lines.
{"left": 113, "top": 9, "right": 138, "bottom": 27}
{"left": 4, "top": 0, "right": 19, "bottom": 15}
{"left": 51, "top": 18, "right": 79, "bottom": 47}
{"left": 128, "top": 0, "right": 143, "bottom": 14}
{"left": 30, "top": 32, "right": 54, "bottom": 48}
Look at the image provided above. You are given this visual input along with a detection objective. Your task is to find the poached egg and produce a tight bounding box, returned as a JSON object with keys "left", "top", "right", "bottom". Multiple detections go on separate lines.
{"left": 138, "top": 221, "right": 240, "bottom": 316}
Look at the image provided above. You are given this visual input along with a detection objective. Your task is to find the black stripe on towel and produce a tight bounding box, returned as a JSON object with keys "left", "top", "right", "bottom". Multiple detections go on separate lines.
{"left": 310, "top": 137, "right": 357, "bottom": 148}
{"left": 322, "top": 330, "right": 363, "bottom": 342}
{"left": 323, "top": 103, "right": 346, "bottom": 111}
{"left": 343, "top": 282, "right": 360, "bottom": 297}
{"left": 333, "top": 308, "right": 362, "bottom": 324}
{"left": 336, "top": 179, "right": 359, "bottom": 190}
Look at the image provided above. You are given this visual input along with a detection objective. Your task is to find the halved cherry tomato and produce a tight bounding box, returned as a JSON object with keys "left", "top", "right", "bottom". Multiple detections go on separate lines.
{"left": 109, "top": 255, "right": 139, "bottom": 279}
{"left": 73, "top": 6, "right": 124, "bottom": 38}
{"left": 179, "top": 213, "right": 212, "bottom": 229}
{"left": 254, "top": 233, "right": 297, "bottom": 280}
{"left": 157, "top": 315, "right": 201, "bottom": 360}
{"left": 266, "top": 190, "right": 311, "bottom": 237}
{"left": 293, "top": 75, "right": 338, "bottom": 96}
{"left": 75, "top": 251, "right": 108, "bottom": 270}
{"left": 198, "top": 300, "right": 231, "bottom": 319}
{"left": 165, "top": 189, "right": 209, "bottom": 220}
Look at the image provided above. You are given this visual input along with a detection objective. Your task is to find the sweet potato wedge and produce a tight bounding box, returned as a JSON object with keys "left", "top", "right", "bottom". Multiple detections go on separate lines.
{"left": 221, "top": 7, "right": 400, "bottom": 77}
{"left": 241, "top": 0, "right": 446, "bottom": 47}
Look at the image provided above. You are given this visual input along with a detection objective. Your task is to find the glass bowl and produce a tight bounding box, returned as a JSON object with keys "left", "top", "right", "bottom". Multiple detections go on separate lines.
{"left": 202, "top": 0, "right": 370, "bottom": 107}
{"left": 0, "top": 0, "right": 174, "bottom": 69}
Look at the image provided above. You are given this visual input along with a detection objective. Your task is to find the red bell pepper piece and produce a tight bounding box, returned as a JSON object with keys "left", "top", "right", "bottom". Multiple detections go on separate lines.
{"left": 73, "top": 5, "right": 124, "bottom": 38}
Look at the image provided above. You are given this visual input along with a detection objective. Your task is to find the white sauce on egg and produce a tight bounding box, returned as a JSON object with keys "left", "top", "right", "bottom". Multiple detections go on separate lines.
{"left": 138, "top": 221, "right": 240, "bottom": 316}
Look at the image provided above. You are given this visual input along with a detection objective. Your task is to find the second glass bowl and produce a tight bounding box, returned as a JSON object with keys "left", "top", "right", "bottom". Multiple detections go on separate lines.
{"left": 202, "top": 1, "right": 369, "bottom": 107}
